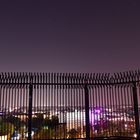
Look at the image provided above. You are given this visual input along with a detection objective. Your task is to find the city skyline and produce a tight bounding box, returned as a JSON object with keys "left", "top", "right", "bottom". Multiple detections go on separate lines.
{"left": 0, "top": 1, "right": 140, "bottom": 139}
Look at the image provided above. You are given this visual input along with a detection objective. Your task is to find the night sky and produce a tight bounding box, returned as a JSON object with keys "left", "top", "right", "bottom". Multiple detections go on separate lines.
{"left": 0, "top": 0, "right": 140, "bottom": 73}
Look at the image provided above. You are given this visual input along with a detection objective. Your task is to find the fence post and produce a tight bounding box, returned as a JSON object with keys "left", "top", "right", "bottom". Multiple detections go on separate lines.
{"left": 28, "top": 83, "right": 33, "bottom": 140}
{"left": 84, "top": 83, "right": 90, "bottom": 140}
{"left": 132, "top": 82, "right": 140, "bottom": 140}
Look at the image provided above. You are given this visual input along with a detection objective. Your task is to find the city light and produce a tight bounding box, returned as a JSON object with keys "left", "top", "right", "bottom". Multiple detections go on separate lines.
{"left": 133, "top": 133, "right": 137, "bottom": 138}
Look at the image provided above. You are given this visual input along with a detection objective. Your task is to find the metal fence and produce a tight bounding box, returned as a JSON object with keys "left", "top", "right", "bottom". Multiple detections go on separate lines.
{"left": 0, "top": 71, "right": 140, "bottom": 140}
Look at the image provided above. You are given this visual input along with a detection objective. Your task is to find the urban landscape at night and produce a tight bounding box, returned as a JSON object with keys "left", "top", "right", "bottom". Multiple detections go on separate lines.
{"left": 0, "top": 72, "right": 140, "bottom": 139}
{"left": 0, "top": 0, "right": 140, "bottom": 140}
{"left": 0, "top": 105, "right": 140, "bottom": 139}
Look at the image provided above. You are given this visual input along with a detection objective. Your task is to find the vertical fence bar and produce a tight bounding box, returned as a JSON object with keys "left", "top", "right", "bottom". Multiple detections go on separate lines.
{"left": 132, "top": 82, "right": 140, "bottom": 140}
{"left": 28, "top": 83, "right": 33, "bottom": 140}
{"left": 84, "top": 83, "right": 90, "bottom": 140}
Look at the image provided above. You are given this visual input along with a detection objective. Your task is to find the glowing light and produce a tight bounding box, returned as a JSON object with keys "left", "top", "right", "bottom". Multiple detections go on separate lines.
{"left": 95, "top": 109, "right": 101, "bottom": 114}
{"left": 1, "top": 135, "right": 7, "bottom": 140}
{"left": 124, "top": 124, "right": 127, "bottom": 128}
{"left": 133, "top": 133, "right": 137, "bottom": 138}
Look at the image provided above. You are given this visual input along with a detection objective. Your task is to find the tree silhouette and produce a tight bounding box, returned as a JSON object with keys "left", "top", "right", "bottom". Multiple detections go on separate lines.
{"left": 51, "top": 115, "right": 59, "bottom": 138}
{"left": 43, "top": 116, "right": 52, "bottom": 128}
{"left": 68, "top": 128, "right": 78, "bottom": 139}
{"left": 32, "top": 113, "right": 44, "bottom": 130}
{"left": 3, "top": 115, "right": 21, "bottom": 130}
{"left": 43, "top": 115, "right": 59, "bottom": 138}
{"left": 0, "top": 122, "right": 14, "bottom": 138}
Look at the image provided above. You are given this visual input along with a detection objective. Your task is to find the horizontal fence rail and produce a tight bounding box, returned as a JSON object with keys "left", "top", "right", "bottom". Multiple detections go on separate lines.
{"left": 0, "top": 71, "right": 140, "bottom": 140}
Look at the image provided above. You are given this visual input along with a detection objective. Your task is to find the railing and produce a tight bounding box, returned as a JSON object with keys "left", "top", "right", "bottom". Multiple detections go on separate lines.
{"left": 0, "top": 71, "right": 140, "bottom": 140}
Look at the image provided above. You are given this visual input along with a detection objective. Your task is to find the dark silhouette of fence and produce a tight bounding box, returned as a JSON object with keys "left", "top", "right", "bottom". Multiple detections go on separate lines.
{"left": 0, "top": 71, "right": 140, "bottom": 140}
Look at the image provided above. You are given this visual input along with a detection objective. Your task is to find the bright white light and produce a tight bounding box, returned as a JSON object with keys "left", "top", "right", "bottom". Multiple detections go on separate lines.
{"left": 124, "top": 124, "right": 127, "bottom": 128}
{"left": 133, "top": 133, "right": 137, "bottom": 138}
{"left": 9, "top": 107, "right": 11, "bottom": 112}
{"left": 1, "top": 135, "right": 7, "bottom": 140}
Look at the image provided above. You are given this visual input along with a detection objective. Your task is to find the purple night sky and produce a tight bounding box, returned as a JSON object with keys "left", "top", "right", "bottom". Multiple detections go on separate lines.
{"left": 0, "top": 0, "right": 140, "bottom": 73}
